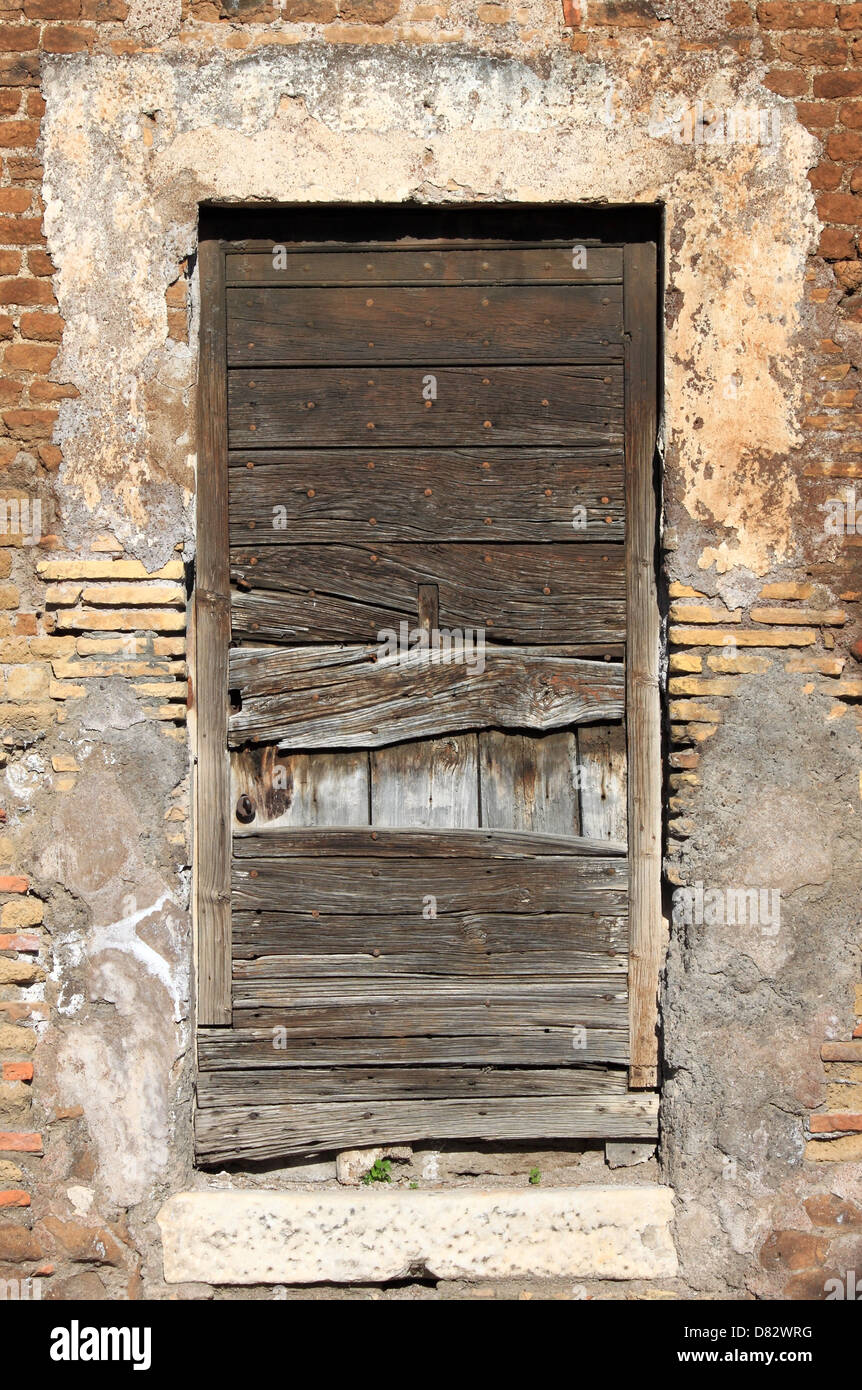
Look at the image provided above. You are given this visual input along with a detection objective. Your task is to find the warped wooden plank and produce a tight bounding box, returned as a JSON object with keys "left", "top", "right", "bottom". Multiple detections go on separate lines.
{"left": 198, "top": 1025, "right": 628, "bottom": 1069}
{"left": 625, "top": 241, "right": 661, "bottom": 1090}
{"left": 479, "top": 730, "right": 580, "bottom": 836}
{"left": 230, "top": 746, "right": 370, "bottom": 835}
{"left": 195, "top": 1094, "right": 658, "bottom": 1161}
{"left": 231, "top": 826, "right": 627, "bottom": 857}
{"left": 232, "top": 908, "right": 628, "bottom": 959}
{"left": 232, "top": 853, "right": 627, "bottom": 915}
{"left": 226, "top": 284, "right": 623, "bottom": 365}
{"left": 371, "top": 735, "right": 479, "bottom": 828}
{"left": 228, "top": 366, "right": 624, "bottom": 448}
{"left": 230, "top": 541, "right": 625, "bottom": 646}
{"left": 227, "top": 447, "right": 625, "bottom": 543}
{"left": 225, "top": 244, "right": 624, "bottom": 287}
{"left": 228, "top": 646, "right": 625, "bottom": 748}
{"left": 194, "top": 237, "right": 231, "bottom": 1026}
{"left": 577, "top": 723, "right": 627, "bottom": 844}
{"left": 196, "top": 1065, "right": 629, "bottom": 1107}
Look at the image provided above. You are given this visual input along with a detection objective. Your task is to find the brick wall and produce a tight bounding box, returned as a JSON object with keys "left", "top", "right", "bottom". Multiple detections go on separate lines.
{"left": 0, "top": 0, "right": 860, "bottom": 1299}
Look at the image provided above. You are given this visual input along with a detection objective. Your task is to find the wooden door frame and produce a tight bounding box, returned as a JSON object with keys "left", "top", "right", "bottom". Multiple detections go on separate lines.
{"left": 193, "top": 223, "right": 662, "bottom": 1093}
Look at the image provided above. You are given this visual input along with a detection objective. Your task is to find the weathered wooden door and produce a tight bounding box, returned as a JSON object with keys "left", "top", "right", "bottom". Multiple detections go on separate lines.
{"left": 194, "top": 230, "right": 660, "bottom": 1163}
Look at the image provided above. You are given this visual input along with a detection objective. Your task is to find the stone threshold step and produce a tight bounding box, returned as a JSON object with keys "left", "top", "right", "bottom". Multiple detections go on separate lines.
{"left": 158, "top": 1186, "right": 677, "bottom": 1285}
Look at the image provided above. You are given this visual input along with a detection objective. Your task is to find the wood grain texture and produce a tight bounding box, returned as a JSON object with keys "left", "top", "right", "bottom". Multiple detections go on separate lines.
{"left": 198, "top": 1025, "right": 629, "bottom": 1069}
{"left": 197, "top": 1064, "right": 629, "bottom": 1106}
{"left": 226, "top": 284, "right": 623, "bottom": 365}
{"left": 228, "top": 644, "right": 625, "bottom": 747}
{"left": 232, "top": 851, "right": 627, "bottom": 915}
{"left": 194, "top": 238, "right": 232, "bottom": 1026}
{"left": 228, "top": 447, "right": 625, "bottom": 543}
{"left": 371, "top": 734, "right": 479, "bottom": 828}
{"left": 225, "top": 244, "right": 624, "bottom": 287}
{"left": 577, "top": 723, "right": 628, "bottom": 844}
{"left": 228, "top": 366, "right": 624, "bottom": 448}
{"left": 195, "top": 1093, "right": 658, "bottom": 1160}
{"left": 624, "top": 242, "right": 661, "bottom": 1089}
{"left": 479, "top": 729, "right": 581, "bottom": 836}
{"left": 230, "top": 540, "right": 626, "bottom": 645}
{"left": 230, "top": 746, "right": 370, "bottom": 835}
{"left": 231, "top": 827, "right": 626, "bottom": 858}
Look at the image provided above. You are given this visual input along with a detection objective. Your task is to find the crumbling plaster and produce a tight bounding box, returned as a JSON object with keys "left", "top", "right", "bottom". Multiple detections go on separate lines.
{"left": 30, "top": 36, "right": 848, "bottom": 1296}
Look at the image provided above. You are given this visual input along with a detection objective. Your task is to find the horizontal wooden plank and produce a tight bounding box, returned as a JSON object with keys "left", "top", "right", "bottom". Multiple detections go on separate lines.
{"left": 228, "top": 645, "right": 624, "bottom": 748}
{"left": 231, "top": 541, "right": 624, "bottom": 641}
{"left": 231, "top": 827, "right": 627, "bottom": 857}
{"left": 227, "top": 366, "right": 624, "bottom": 448}
{"left": 232, "top": 853, "right": 627, "bottom": 915}
{"left": 196, "top": 1065, "right": 629, "bottom": 1106}
{"left": 197, "top": 1025, "right": 628, "bottom": 1069}
{"left": 225, "top": 244, "right": 624, "bottom": 287}
{"left": 194, "top": 1093, "right": 658, "bottom": 1160}
{"left": 227, "top": 447, "right": 625, "bottom": 543}
{"left": 226, "top": 285, "right": 623, "bottom": 366}
{"left": 233, "top": 939, "right": 627, "bottom": 981}
{"left": 231, "top": 746, "right": 370, "bottom": 833}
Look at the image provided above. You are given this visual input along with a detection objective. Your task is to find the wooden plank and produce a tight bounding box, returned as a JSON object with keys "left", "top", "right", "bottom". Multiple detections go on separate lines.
{"left": 624, "top": 241, "right": 661, "bottom": 1090}
{"left": 227, "top": 366, "right": 624, "bottom": 448}
{"left": 227, "top": 645, "right": 625, "bottom": 748}
{"left": 226, "top": 284, "right": 624, "bottom": 365}
{"left": 232, "top": 910, "right": 627, "bottom": 961}
{"left": 197, "top": 1025, "right": 628, "bottom": 1069}
{"left": 197, "top": 1065, "right": 629, "bottom": 1106}
{"left": 232, "top": 853, "right": 627, "bottom": 915}
{"left": 230, "top": 746, "right": 370, "bottom": 835}
{"left": 195, "top": 1094, "right": 658, "bottom": 1160}
{"left": 231, "top": 827, "right": 627, "bottom": 857}
{"left": 225, "top": 244, "right": 624, "bottom": 286}
{"left": 371, "top": 734, "right": 479, "bottom": 828}
{"left": 194, "top": 237, "right": 231, "bottom": 1026}
{"left": 479, "top": 730, "right": 580, "bottom": 836}
{"left": 577, "top": 723, "right": 628, "bottom": 844}
{"left": 228, "top": 447, "right": 626, "bottom": 543}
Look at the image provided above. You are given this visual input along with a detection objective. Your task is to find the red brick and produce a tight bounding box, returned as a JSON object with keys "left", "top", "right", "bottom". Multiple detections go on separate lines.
{"left": 779, "top": 34, "right": 848, "bottom": 63}
{"left": 727, "top": 1, "right": 753, "bottom": 23}
{"left": 841, "top": 101, "right": 862, "bottom": 128}
{"left": 0, "top": 1131, "right": 42, "bottom": 1153}
{"left": 7, "top": 157, "right": 43, "bottom": 182}
{"left": 80, "top": 0, "right": 128, "bottom": 14}
{"left": 0, "top": 936, "right": 39, "bottom": 953}
{"left": 0, "top": 121, "right": 39, "bottom": 150}
{"left": 810, "top": 1112, "right": 862, "bottom": 1130}
{"left": 756, "top": 2, "right": 837, "bottom": 27}
{"left": 0, "top": 380, "right": 24, "bottom": 405}
{"left": 561, "top": 0, "right": 581, "bottom": 23}
{"left": 1, "top": 1062, "right": 33, "bottom": 1082}
{"left": 839, "top": 0, "right": 862, "bottom": 24}
{"left": 760, "top": 1229, "right": 829, "bottom": 1271}
{"left": 0, "top": 279, "right": 55, "bottom": 305}
{"left": 37, "top": 443, "right": 61, "bottom": 469}
{"left": 23, "top": 0, "right": 81, "bottom": 16}
{"left": 0, "top": 1224, "right": 42, "bottom": 1262}
{"left": 827, "top": 129, "right": 862, "bottom": 160}
{"left": 796, "top": 99, "right": 838, "bottom": 128}
{"left": 784, "top": 1269, "right": 839, "bottom": 1298}
{"left": 42, "top": 23, "right": 93, "bottom": 50}
{"left": 0, "top": 1190, "right": 30, "bottom": 1207}
{"left": 20, "top": 311, "right": 62, "bottom": 341}
{"left": 0, "top": 875, "right": 27, "bottom": 892}
{"left": 0, "top": 56, "right": 40, "bottom": 88}
{"left": 814, "top": 69, "right": 862, "bottom": 97}
{"left": 24, "top": 91, "right": 44, "bottom": 119}
{"left": 4, "top": 343, "right": 57, "bottom": 372}
{"left": 0, "top": 189, "right": 29, "bottom": 214}
{"left": 26, "top": 250, "right": 55, "bottom": 276}
{"left": 0, "top": 92, "right": 23, "bottom": 117}
{"left": 809, "top": 161, "right": 843, "bottom": 189}
{"left": 0, "top": 251, "right": 20, "bottom": 274}
{"left": 764, "top": 68, "right": 808, "bottom": 95}
{"left": 1, "top": 408, "right": 57, "bottom": 438}
{"left": 804, "top": 1193, "right": 862, "bottom": 1228}
{"left": 39, "top": 1216, "right": 122, "bottom": 1265}
{"left": 29, "top": 381, "right": 76, "bottom": 402}
{"left": 0, "top": 24, "right": 41, "bottom": 50}
{"left": 823, "top": 227, "right": 856, "bottom": 258}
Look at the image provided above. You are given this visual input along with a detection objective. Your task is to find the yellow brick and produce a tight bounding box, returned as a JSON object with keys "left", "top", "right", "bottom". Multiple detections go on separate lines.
{"left": 4, "top": 664, "right": 50, "bottom": 701}
{"left": 44, "top": 582, "right": 82, "bottom": 605}
{"left": 668, "top": 676, "right": 738, "bottom": 697}
{"left": 826, "top": 1083, "right": 862, "bottom": 1110}
{"left": 824, "top": 1062, "right": 862, "bottom": 1082}
{"left": 819, "top": 364, "right": 850, "bottom": 381}
{"left": 161, "top": 726, "right": 186, "bottom": 742}
{"left": 706, "top": 653, "right": 771, "bottom": 674}
{"left": 49, "top": 680, "right": 85, "bottom": 700}
{"left": 0, "top": 1160, "right": 23, "bottom": 1182}
{"left": 51, "top": 659, "right": 184, "bottom": 680}
{"left": 1, "top": 898, "right": 43, "bottom": 929}
{"left": 669, "top": 652, "right": 702, "bottom": 673}
{"left": 0, "top": 583, "right": 19, "bottom": 609}
{"left": 835, "top": 680, "right": 862, "bottom": 698}
{"left": 758, "top": 582, "right": 814, "bottom": 600}
{"left": 0, "top": 957, "right": 43, "bottom": 986}
{"left": 37, "top": 559, "right": 184, "bottom": 581}
{"left": 28, "top": 637, "right": 75, "bottom": 659}
{"left": 0, "top": 702, "right": 55, "bottom": 730}
{"left": 670, "top": 627, "right": 816, "bottom": 647}
{"left": 51, "top": 754, "right": 79, "bottom": 772}
{"left": 79, "top": 582, "right": 185, "bottom": 607}
{"left": 805, "top": 1134, "right": 862, "bottom": 1162}
{"left": 670, "top": 603, "right": 742, "bottom": 624}
{"left": 52, "top": 609, "right": 186, "bottom": 633}
{"left": 143, "top": 705, "right": 187, "bottom": 721}
{"left": 132, "top": 680, "right": 188, "bottom": 698}
{"left": 785, "top": 656, "right": 845, "bottom": 675}
{"left": 669, "top": 700, "right": 723, "bottom": 722}
{"left": 751, "top": 606, "right": 847, "bottom": 626}
{"left": 76, "top": 637, "right": 146, "bottom": 655}
{"left": 0, "top": 1023, "right": 35, "bottom": 1052}
{"left": 668, "top": 583, "right": 707, "bottom": 599}
{"left": 54, "top": 775, "right": 76, "bottom": 791}
{"left": 855, "top": 983, "right": 862, "bottom": 1015}
{"left": 152, "top": 637, "right": 186, "bottom": 656}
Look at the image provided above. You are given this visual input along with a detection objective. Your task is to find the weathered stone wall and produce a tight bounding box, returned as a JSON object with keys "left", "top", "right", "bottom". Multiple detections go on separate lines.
{"left": 0, "top": 0, "right": 860, "bottom": 1299}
